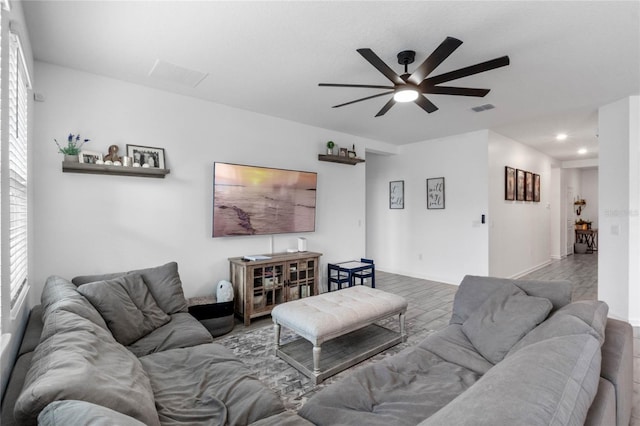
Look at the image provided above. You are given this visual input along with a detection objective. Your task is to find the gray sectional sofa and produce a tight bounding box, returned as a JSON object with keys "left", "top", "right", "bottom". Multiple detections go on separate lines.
{"left": 298, "top": 275, "right": 634, "bottom": 426}
{"left": 1, "top": 262, "right": 291, "bottom": 426}
{"left": 1, "top": 270, "right": 634, "bottom": 426}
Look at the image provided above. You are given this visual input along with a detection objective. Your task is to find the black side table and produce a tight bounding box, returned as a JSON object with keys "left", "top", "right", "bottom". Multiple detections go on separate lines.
{"left": 188, "top": 296, "right": 235, "bottom": 337}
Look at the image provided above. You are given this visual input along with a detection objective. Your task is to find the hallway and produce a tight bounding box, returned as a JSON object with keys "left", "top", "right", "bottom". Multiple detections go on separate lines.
{"left": 520, "top": 253, "right": 597, "bottom": 301}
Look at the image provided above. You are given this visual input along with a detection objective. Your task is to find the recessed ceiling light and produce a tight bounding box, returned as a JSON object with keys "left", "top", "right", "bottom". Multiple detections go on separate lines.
{"left": 578, "top": 148, "right": 588, "bottom": 155}
{"left": 556, "top": 133, "right": 568, "bottom": 141}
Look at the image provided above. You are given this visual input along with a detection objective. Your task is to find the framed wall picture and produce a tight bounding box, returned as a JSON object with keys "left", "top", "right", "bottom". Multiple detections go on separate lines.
{"left": 534, "top": 174, "right": 541, "bottom": 202}
{"left": 525, "top": 171, "right": 534, "bottom": 201}
{"left": 126, "top": 144, "right": 165, "bottom": 168}
{"left": 426, "top": 177, "right": 445, "bottom": 209}
{"left": 389, "top": 180, "right": 404, "bottom": 209}
{"left": 79, "top": 150, "right": 103, "bottom": 164}
{"left": 505, "top": 166, "right": 516, "bottom": 201}
{"left": 516, "top": 169, "right": 526, "bottom": 201}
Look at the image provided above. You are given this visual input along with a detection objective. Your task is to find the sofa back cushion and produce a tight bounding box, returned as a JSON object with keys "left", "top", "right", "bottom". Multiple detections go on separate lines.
{"left": 72, "top": 262, "right": 188, "bottom": 314}
{"left": 78, "top": 274, "right": 171, "bottom": 346}
{"left": 14, "top": 309, "right": 160, "bottom": 426}
{"left": 419, "top": 334, "right": 602, "bottom": 426}
{"left": 462, "top": 284, "right": 553, "bottom": 364}
{"left": 40, "top": 275, "right": 108, "bottom": 332}
{"left": 507, "top": 300, "right": 609, "bottom": 357}
{"left": 451, "top": 275, "right": 571, "bottom": 325}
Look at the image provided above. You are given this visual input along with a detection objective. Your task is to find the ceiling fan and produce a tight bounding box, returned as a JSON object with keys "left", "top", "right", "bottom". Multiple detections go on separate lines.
{"left": 319, "top": 36, "right": 510, "bottom": 117}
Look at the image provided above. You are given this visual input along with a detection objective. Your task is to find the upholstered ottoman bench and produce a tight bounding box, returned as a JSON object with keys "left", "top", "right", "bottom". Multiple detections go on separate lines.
{"left": 271, "top": 286, "right": 408, "bottom": 384}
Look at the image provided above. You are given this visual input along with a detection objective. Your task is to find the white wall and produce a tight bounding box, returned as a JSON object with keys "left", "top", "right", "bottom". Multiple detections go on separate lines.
{"left": 598, "top": 95, "right": 639, "bottom": 325}
{"left": 31, "top": 62, "right": 381, "bottom": 299}
{"left": 563, "top": 168, "right": 582, "bottom": 255}
{"left": 366, "top": 130, "right": 489, "bottom": 285}
{"left": 488, "top": 131, "right": 554, "bottom": 278}
{"left": 549, "top": 167, "right": 563, "bottom": 259}
{"left": 580, "top": 168, "right": 599, "bottom": 228}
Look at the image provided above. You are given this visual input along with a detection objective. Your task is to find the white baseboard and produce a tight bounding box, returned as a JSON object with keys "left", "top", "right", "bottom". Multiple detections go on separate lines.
{"left": 508, "top": 260, "right": 553, "bottom": 279}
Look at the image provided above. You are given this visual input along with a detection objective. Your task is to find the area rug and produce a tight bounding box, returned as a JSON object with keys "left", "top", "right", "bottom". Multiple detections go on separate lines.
{"left": 215, "top": 316, "right": 434, "bottom": 411}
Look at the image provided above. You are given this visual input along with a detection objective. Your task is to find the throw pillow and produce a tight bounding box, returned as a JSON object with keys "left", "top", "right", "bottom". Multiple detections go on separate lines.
{"left": 462, "top": 284, "right": 553, "bottom": 364}
{"left": 38, "top": 400, "right": 148, "bottom": 426}
{"left": 78, "top": 274, "right": 171, "bottom": 346}
{"left": 72, "top": 261, "right": 189, "bottom": 314}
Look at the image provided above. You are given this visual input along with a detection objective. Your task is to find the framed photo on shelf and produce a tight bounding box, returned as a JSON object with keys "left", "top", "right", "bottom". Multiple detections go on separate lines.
{"left": 525, "top": 171, "right": 534, "bottom": 201}
{"left": 389, "top": 180, "right": 404, "bottom": 209}
{"left": 505, "top": 166, "right": 516, "bottom": 201}
{"left": 516, "top": 169, "right": 526, "bottom": 201}
{"left": 534, "top": 174, "right": 541, "bottom": 202}
{"left": 426, "top": 177, "right": 445, "bottom": 209}
{"left": 126, "top": 144, "right": 165, "bottom": 169}
{"left": 339, "top": 147, "right": 348, "bottom": 157}
{"left": 79, "top": 150, "right": 103, "bottom": 164}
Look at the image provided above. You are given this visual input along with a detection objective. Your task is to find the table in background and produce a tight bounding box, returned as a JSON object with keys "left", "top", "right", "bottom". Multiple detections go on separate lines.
{"left": 327, "top": 259, "right": 375, "bottom": 291}
{"left": 575, "top": 229, "right": 598, "bottom": 253}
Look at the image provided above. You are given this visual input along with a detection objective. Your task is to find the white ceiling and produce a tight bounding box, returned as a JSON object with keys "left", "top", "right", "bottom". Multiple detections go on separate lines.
{"left": 22, "top": 1, "right": 640, "bottom": 161}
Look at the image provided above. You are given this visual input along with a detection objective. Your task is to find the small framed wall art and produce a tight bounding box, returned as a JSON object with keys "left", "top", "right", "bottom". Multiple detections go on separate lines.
{"left": 126, "top": 144, "right": 165, "bottom": 169}
{"left": 426, "top": 177, "right": 445, "bottom": 209}
{"left": 389, "top": 180, "right": 404, "bottom": 209}
{"left": 516, "top": 169, "right": 526, "bottom": 201}
{"left": 525, "top": 171, "right": 534, "bottom": 201}
{"left": 79, "top": 150, "right": 103, "bottom": 164}
{"left": 505, "top": 166, "right": 516, "bottom": 201}
{"left": 534, "top": 174, "right": 541, "bottom": 202}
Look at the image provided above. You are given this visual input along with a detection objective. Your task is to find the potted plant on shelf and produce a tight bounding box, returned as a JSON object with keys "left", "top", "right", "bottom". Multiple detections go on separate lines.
{"left": 326, "top": 140, "right": 335, "bottom": 155}
{"left": 55, "top": 133, "right": 90, "bottom": 163}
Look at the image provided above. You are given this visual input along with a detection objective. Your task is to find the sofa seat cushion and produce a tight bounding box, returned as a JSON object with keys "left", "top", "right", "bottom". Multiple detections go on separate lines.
{"left": 72, "top": 261, "right": 189, "bottom": 314}
{"left": 462, "top": 284, "right": 552, "bottom": 364}
{"left": 298, "top": 345, "right": 481, "bottom": 426}
{"left": 38, "top": 401, "right": 147, "bottom": 426}
{"left": 127, "top": 312, "right": 214, "bottom": 357}
{"left": 78, "top": 274, "right": 171, "bottom": 345}
{"left": 140, "top": 343, "right": 285, "bottom": 426}
{"left": 418, "top": 324, "right": 494, "bottom": 375}
{"left": 14, "top": 310, "right": 159, "bottom": 426}
{"left": 420, "top": 334, "right": 602, "bottom": 426}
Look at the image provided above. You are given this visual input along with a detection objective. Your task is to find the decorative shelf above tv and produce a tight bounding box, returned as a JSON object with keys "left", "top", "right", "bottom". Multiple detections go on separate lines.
{"left": 62, "top": 161, "right": 170, "bottom": 178}
{"left": 318, "top": 154, "right": 365, "bottom": 165}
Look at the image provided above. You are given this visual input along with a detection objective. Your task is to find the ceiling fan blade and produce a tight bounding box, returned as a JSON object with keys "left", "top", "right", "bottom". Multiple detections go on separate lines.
{"left": 424, "top": 56, "right": 510, "bottom": 86}
{"left": 357, "top": 48, "right": 404, "bottom": 85}
{"left": 408, "top": 37, "right": 463, "bottom": 85}
{"left": 375, "top": 98, "right": 396, "bottom": 117}
{"left": 420, "top": 85, "right": 490, "bottom": 97}
{"left": 332, "top": 91, "right": 394, "bottom": 108}
{"left": 414, "top": 95, "right": 439, "bottom": 114}
{"left": 319, "top": 83, "right": 395, "bottom": 90}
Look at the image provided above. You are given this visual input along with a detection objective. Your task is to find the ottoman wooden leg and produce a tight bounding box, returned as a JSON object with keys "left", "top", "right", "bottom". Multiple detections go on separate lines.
{"left": 399, "top": 312, "right": 406, "bottom": 342}
{"left": 313, "top": 344, "right": 322, "bottom": 374}
{"left": 274, "top": 323, "right": 281, "bottom": 349}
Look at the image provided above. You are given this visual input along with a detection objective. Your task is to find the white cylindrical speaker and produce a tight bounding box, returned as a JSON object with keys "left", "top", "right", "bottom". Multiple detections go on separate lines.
{"left": 297, "top": 237, "right": 307, "bottom": 252}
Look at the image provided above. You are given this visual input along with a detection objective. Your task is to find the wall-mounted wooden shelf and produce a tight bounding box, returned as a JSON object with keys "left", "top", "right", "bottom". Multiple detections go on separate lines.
{"left": 62, "top": 161, "right": 170, "bottom": 178}
{"left": 318, "top": 154, "right": 365, "bottom": 165}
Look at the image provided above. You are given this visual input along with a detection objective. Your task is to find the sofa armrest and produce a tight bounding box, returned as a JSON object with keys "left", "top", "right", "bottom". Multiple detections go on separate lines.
{"left": 599, "top": 318, "right": 633, "bottom": 426}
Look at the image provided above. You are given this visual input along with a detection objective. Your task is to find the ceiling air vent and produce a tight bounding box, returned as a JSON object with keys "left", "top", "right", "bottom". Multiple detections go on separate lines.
{"left": 471, "top": 103, "right": 495, "bottom": 112}
{"left": 148, "top": 59, "right": 208, "bottom": 88}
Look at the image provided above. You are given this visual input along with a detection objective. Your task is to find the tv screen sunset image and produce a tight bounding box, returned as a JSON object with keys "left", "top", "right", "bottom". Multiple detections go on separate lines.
{"left": 213, "top": 163, "right": 317, "bottom": 237}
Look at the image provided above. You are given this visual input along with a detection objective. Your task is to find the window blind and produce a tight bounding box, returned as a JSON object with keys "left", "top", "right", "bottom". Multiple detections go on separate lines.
{"left": 8, "top": 32, "right": 30, "bottom": 308}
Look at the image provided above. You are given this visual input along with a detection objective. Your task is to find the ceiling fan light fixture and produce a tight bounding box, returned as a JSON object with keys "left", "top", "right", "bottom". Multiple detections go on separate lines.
{"left": 393, "top": 87, "right": 419, "bottom": 103}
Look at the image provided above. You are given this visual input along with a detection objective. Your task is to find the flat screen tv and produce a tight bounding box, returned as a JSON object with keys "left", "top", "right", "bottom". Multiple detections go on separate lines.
{"left": 212, "top": 162, "right": 317, "bottom": 237}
